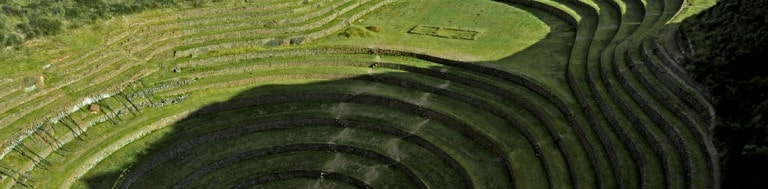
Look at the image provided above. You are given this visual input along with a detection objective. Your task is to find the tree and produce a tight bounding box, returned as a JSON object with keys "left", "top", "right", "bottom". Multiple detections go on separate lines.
{"left": 3, "top": 33, "right": 21, "bottom": 46}
{"left": 28, "top": 16, "right": 62, "bottom": 36}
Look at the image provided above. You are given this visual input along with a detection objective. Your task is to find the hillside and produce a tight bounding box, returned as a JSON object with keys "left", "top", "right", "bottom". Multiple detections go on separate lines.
{"left": 0, "top": 0, "right": 722, "bottom": 188}
{"left": 679, "top": 0, "right": 768, "bottom": 187}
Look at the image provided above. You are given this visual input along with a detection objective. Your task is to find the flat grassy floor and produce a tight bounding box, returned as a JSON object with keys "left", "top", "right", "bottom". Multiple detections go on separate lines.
{"left": 316, "top": 0, "right": 551, "bottom": 62}
{"left": 315, "top": 0, "right": 575, "bottom": 94}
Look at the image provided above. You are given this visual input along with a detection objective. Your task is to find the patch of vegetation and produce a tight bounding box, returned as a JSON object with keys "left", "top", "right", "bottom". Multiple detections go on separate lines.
{"left": 365, "top": 25, "right": 381, "bottom": 33}
{"left": 339, "top": 26, "right": 375, "bottom": 38}
{"left": 0, "top": 0, "right": 226, "bottom": 48}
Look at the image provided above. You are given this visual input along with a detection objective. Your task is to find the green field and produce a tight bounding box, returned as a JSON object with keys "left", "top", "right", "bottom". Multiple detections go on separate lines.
{"left": 0, "top": 0, "right": 720, "bottom": 188}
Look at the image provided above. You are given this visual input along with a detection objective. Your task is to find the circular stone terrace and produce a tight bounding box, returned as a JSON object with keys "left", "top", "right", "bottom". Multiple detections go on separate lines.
{"left": 0, "top": 0, "right": 719, "bottom": 188}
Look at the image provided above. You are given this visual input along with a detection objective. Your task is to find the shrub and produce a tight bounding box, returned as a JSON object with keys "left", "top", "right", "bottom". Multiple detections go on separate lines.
{"left": 365, "top": 25, "right": 382, "bottom": 33}
{"left": 265, "top": 39, "right": 280, "bottom": 47}
{"left": 30, "top": 17, "right": 63, "bottom": 36}
{"left": 18, "top": 16, "right": 63, "bottom": 38}
{"left": 3, "top": 33, "right": 22, "bottom": 46}
{"left": 339, "top": 27, "right": 373, "bottom": 38}
{"left": 278, "top": 38, "right": 291, "bottom": 45}
{"left": 290, "top": 37, "right": 305, "bottom": 45}
{"left": 2, "top": 5, "right": 24, "bottom": 17}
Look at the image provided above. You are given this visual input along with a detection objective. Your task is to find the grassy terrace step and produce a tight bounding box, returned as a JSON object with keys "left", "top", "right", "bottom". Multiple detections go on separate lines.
{"left": 591, "top": 0, "right": 682, "bottom": 188}
{"left": 0, "top": 69, "right": 149, "bottom": 150}
{"left": 173, "top": 0, "right": 396, "bottom": 57}
{"left": 172, "top": 47, "right": 592, "bottom": 171}
{"left": 169, "top": 46, "right": 591, "bottom": 124}
{"left": 173, "top": 1, "right": 315, "bottom": 27}
{"left": 556, "top": 0, "right": 692, "bottom": 188}
{"left": 0, "top": 72, "right": 155, "bottom": 188}
{"left": 0, "top": 13, "right": 182, "bottom": 182}
{"left": 0, "top": 89, "right": 20, "bottom": 103}
{"left": 649, "top": 34, "right": 695, "bottom": 88}
{"left": 650, "top": 38, "right": 715, "bottom": 117}
{"left": 543, "top": 0, "right": 651, "bottom": 188}
{"left": 237, "top": 177, "right": 361, "bottom": 189}
{"left": 233, "top": 170, "right": 373, "bottom": 189}
{"left": 620, "top": 42, "right": 710, "bottom": 189}
{"left": 3, "top": 0, "right": 344, "bottom": 165}
{"left": 174, "top": 0, "right": 306, "bottom": 21}
{"left": 636, "top": 38, "right": 720, "bottom": 189}
{"left": 171, "top": 47, "right": 582, "bottom": 123}
{"left": 169, "top": 133, "right": 431, "bottom": 188}
{"left": 154, "top": 119, "right": 450, "bottom": 188}
{"left": 599, "top": 0, "right": 718, "bottom": 188}
{"left": 4, "top": 0, "right": 332, "bottom": 128}
{"left": 642, "top": 36, "right": 712, "bottom": 132}
{"left": 587, "top": 0, "right": 645, "bottom": 187}
{"left": 612, "top": 1, "right": 698, "bottom": 186}
{"left": 194, "top": 85, "right": 520, "bottom": 183}
{"left": 0, "top": 49, "right": 122, "bottom": 115}
{"left": 30, "top": 41, "right": 536, "bottom": 188}
{"left": 630, "top": 41, "right": 707, "bottom": 134}
{"left": 367, "top": 64, "right": 594, "bottom": 187}
{"left": 166, "top": 44, "right": 612, "bottom": 188}
{"left": 180, "top": 2, "right": 342, "bottom": 36}
{"left": 33, "top": 75, "right": 536, "bottom": 188}
{"left": 616, "top": 0, "right": 717, "bottom": 188}
{"left": 357, "top": 69, "right": 569, "bottom": 188}
{"left": 155, "top": 54, "right": 571, "bottom": 188}
{"left": 648, "top": 37, "right": 715, "bottom": 129}
{"left": 178, "top": 0, "right": 355, "bottom": 43}
{"left": 7, "top": 66, "right": 358, "bottom": 177}
{"left": 605, "top": 43, "right": 686, "bottom": 188}
{"left": 123, "top": 130, "right": 431, "bottom": 188}
{"left": 0, "top": 13, "right": 184, "bottom": 129}
{"left": 590, "top": 0, "right": 710, "bottom": 188}
{"left": 84, "top": 94, "right": 512, "bottom": 188}
{"left": 0, "top": 62, "right": 153, "bottom": 127}
{"left": 178, "top": 0, "right": 348, "bottom": 36}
